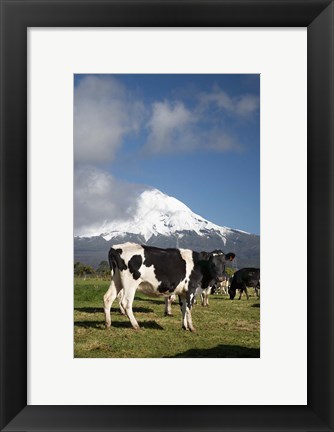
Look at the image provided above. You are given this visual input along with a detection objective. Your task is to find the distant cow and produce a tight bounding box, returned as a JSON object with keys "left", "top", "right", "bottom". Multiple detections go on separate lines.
{"left": 212, "top": 274, "right": 230, "bottom": 295}
{"left": 229, "top": 268, "right": 260, "bottom": 300}
{"left": 104, "top": 243, "right": 234, "bottom": 331}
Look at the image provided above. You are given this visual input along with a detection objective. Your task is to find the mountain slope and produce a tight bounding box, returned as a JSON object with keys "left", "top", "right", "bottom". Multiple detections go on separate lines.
{"left": 74, "top": 188, "right": 260, "bottom": 269}
{"left": 86, "top": 188, "right": 231, "bottom": 242}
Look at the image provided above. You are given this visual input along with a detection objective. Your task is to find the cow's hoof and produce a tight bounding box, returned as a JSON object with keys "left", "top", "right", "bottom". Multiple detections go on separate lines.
{"left": 105, "top": 324, "right": 111, "bottom": 329}
{"left": 189, "top": 327, "right": 196, "bottom": 333}
{"left": 182, "top": 326, "right": 189, "bottom": 331}
{"left": 164, "top": 313, "right": 173, "bottom": 317}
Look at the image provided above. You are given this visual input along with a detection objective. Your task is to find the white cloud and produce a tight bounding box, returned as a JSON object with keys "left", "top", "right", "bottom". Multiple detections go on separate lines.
{"left": 74, "top": 77, "right": 254, "bottom": 162}
{"left": 144, "top": 99, "right": 240, "bottom": 155}
{"left": 145, "top": 101, "right": 196, "bottom": 154}
{"left": 74, "top": 76, "right": 145, "bottom": 164}
{"left": 205, "top": 129, "right": 240, "bottom": 152}
{"left": 199, "top": 86, "right": 259, "bottom": 117}
{"left": 74, "top": 166, "right": 146, "bottom": 236}
{"left": 233, "top": 94, "right": 259, "bottom": 117}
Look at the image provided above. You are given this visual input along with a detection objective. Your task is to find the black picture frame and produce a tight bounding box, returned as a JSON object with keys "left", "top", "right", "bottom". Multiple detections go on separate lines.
{"left": 1, "top": 1, "right": 333, "bottom": 431}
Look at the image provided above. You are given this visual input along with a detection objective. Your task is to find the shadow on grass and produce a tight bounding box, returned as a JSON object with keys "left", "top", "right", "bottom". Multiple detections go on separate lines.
{"left": 74, "top": 321, "right": 105, "bottom": 330}
{"left": 74, "top": 320, "right": 163, "bottom": 330}
{"left": 252, "top": 303, "right": 260, "bottom": 308}
{"left": 136, "top": 297, "right": 165, "bottom": 305}
{"left": 111, "top": 320, "right": 164, "bottom": 330}
{"left": 75, "top": 306, "right": 153, "bottom": 314}
{"left": 141, "top": 321, "right": 164, "bottom": 330}
{"left": 165, "top": 344, "right": 260, "bottom": 358}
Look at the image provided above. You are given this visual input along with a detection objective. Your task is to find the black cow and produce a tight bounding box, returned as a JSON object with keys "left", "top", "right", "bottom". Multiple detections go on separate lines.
{"left": 229, "top": 268, "right": 260, "bottom": 300}
{"left": 103, "top": 242, "right": 234, "bottom": 332}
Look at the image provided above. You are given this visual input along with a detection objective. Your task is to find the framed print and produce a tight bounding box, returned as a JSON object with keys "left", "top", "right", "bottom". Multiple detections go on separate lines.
{"left": 1, "top": 1, "right": 333, "bottom": 431}
{"left": 28, "top": 28, "right": 306, "bottom": 406}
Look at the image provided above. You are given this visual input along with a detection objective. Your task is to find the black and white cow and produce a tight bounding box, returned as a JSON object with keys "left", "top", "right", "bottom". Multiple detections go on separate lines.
{"left": 229, "top": 268, "right": 260, "bottom": 300}
{"left": 103, "top": 242, "right": 234, "bottom": 332}
{"left": 198, "top": 251, "right": 235, "bottom": 306}
{"left": 211, "top": 273, "right": 230, "bottom": 295}
{"left": 163, "top": 250, "right": 235, "bottom": 312}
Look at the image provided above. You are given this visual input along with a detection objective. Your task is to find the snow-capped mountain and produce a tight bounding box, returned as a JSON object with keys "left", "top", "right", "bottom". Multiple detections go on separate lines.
{"left": 95, "top": 188, "right": 232, "bottom": 242}
{"left": 74, "top": 188, "right": 260, "bottom": 269}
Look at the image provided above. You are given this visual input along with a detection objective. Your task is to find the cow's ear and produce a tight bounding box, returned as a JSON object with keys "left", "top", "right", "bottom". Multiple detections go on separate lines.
{"left": 226, "top": 253, "right": 236, "bottom": 261}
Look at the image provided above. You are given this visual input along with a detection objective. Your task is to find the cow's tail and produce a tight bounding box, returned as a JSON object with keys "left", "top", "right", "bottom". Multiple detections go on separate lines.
{"left": 108, "top": 248, "right": 119, "bottom": 277}
{"left": 108, "top": 247, "right": 127, "bottom": 278}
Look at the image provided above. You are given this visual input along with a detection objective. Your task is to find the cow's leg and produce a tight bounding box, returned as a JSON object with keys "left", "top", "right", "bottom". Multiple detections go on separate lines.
{"left": 245, "top": 287, "right": 249, "bottom": 300}
{"left": 185, "top": 291, "right": 196, "bottom": 332}
{"left": 201, "top": 288, "right": 209, "bottom": 307}
{"left": 203, "top": 289, "right": 209, "bottom": 307}
{"left": 206, "top": 288, "right": 210, "bottom": 306}
{"left": 164, "top": 296, "right": 173, "bottom": 316}
{"left": 238, "top": 289, "right": 242, "bottom": 300}
{"left": 120, "top": 287, "right": 140, "bottom": 330}
{"left": 103, "top": 280, "right": 118, "bottom": 328}
{"left": 224, "top": 283, "right": 229, "bottom": 295}
{"left": 179, "top": 295, "right": 188, "bottom": 330}
{"left": 117, "top": 290, "right": 126, "bottom": 315}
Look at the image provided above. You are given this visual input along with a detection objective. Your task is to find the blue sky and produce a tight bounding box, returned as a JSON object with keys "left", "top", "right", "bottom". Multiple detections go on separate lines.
{"left": 74, "top": 74, "right": 260, "bottom": 235}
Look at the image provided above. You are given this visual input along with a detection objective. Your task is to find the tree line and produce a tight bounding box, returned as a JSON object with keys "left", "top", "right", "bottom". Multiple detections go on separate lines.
{"left": 74, "top": 260, "right": 236, "bottom": 279}
{"left": 74, "top": 260, "right": 110, "bottom": 278}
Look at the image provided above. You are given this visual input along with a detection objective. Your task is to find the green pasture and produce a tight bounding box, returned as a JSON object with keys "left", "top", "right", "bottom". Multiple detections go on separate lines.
{"left": 74, "top": 277, "right": 260, "bottom": 358}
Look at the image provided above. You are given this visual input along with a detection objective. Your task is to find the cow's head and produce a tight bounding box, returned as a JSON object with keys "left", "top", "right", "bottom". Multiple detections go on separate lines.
{"left": 207, "top": 253, "right": 230, "bottom": 280}
{"left": 228, "top": 287, "right": 236, "bottom": 300}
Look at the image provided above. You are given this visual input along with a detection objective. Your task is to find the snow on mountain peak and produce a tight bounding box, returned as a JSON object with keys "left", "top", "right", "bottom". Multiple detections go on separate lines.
{"left": 86, "top": 188, "right": 229, "bottom": 242}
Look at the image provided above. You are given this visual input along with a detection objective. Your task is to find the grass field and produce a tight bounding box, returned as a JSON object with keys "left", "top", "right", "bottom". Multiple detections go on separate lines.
{"left": 74, "top": 277, "right": 260, "bottom": 358}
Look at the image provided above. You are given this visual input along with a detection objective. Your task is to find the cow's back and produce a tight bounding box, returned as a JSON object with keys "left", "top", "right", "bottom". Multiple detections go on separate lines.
{"left": 231, "top": 268, "right": 260, "bottom": 289}
{"left": 110, "top": 243, "right": 192, "bottom": 296}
